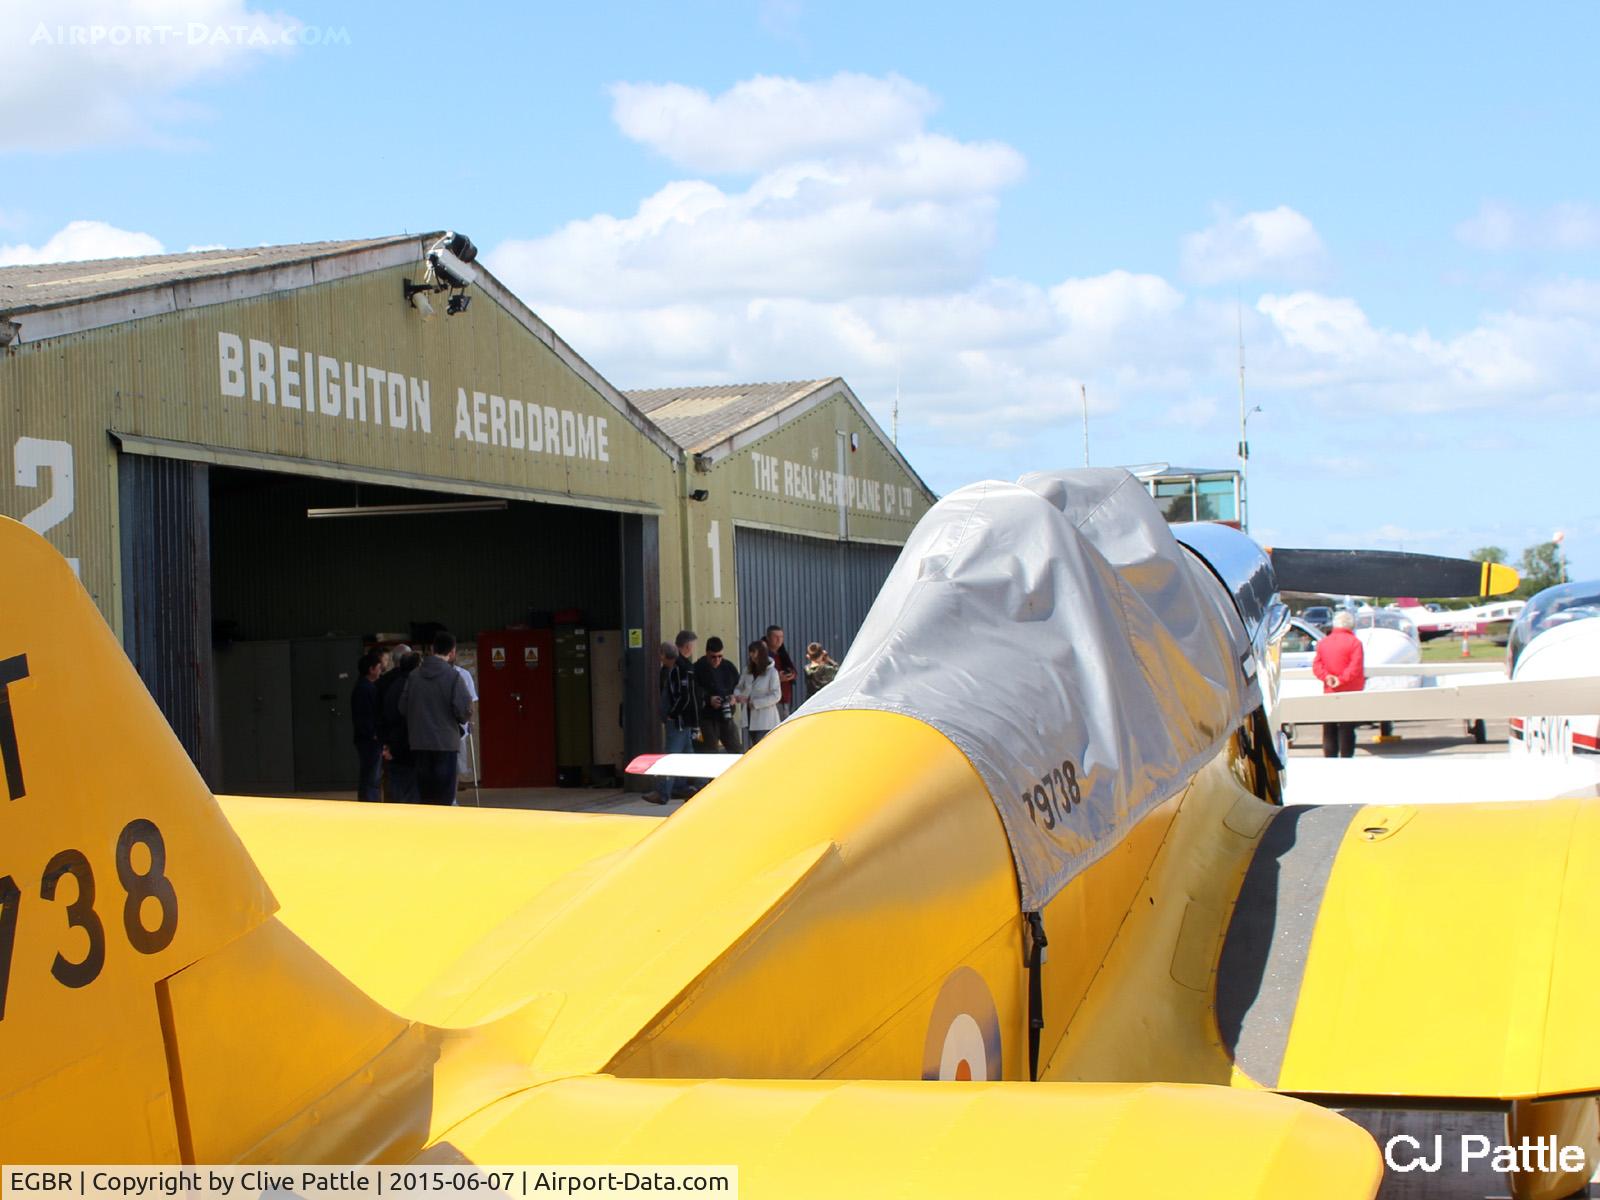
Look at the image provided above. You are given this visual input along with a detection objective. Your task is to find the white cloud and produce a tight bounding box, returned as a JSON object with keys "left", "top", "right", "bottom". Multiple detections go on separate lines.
{"left": 528, "top": 268, "right": 1215, "bottom": 439}
{"left": 610, "top": 73, "right": 940, "bottom": 174}
{"left": 494, "top": 176, "right": 1007, "bottom": 307}
{"left": 1456, "top": 200, "right": 1600, "bottom": 252}
{"left": 1050, "top": 271, "right": 1183, "bottom": 334}
{"left": 0, "top": 219, "right": 163, "bottom": 265}
{"left": 1253, "top": 288, "right": 1599, "bottom": 411}
{"left": 487, "top": 69, "right": 1600, "bottom": 519}
{"left": 0, "top": 0, "right": 304, "bottom": 151}
{"left": 492, "top": 77, "right": 1025, "bottom": 309}
{"left": 1180, "top": 206, "right": 1326, "bottom": 285}
{"left": 1257, "top": 291, "right": 1382, "bottom": 358}
{"left": 1523, "top": 277, "right": 1600, "bottom": 317}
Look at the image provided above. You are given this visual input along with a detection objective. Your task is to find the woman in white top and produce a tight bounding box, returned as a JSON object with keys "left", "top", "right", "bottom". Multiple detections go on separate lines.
{"left": 734, "top": 639, "right": 783, "bottom": 746}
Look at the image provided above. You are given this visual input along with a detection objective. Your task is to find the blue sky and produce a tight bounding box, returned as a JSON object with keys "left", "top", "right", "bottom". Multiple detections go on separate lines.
{"left": 3, "top": 0, "right": 1596, "bottom": 576}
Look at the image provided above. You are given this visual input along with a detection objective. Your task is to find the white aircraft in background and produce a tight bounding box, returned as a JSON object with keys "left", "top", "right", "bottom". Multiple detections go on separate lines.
{"left": 1385, "top": 597, "right": 1449, "bottom": 639}
{"left": 1463, "top": 598, "right": 1526, "bottom": 644}
{"left": 1390, "top": 595, "right": 1525, "bottom": 643}
{"left": 1279, "top": 579, "right": 1600, "bottom": 804}
{"left": 1352, "top": 607, "right": 1424, "bottom": 690}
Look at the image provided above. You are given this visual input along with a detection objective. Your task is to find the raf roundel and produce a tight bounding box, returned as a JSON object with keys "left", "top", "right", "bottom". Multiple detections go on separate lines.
{"left": 921, "top": 966, "right": 1003, "bottom": 1081}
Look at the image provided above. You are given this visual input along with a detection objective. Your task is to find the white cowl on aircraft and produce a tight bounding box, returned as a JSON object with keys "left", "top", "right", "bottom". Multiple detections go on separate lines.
{"left": 1505, "top": 581, "right": 1600, "bottom": 764}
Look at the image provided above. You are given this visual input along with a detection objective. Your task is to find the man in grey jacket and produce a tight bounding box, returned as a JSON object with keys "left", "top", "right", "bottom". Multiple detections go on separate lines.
{"left": 400, "top": 631, "right": 472, "bottom": 805}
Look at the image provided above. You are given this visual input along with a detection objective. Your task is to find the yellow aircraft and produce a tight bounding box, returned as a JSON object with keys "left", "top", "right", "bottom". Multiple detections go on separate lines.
{"left": 0, "top": 468, "right": 1590, "bottom": 1199}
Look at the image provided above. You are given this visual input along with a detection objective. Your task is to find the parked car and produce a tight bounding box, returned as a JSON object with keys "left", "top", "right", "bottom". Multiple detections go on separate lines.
{"left": 1301, "top": 605, "right": 1333, "bottom": 633}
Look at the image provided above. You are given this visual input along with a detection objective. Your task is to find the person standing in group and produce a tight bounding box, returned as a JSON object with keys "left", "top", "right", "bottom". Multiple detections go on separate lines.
{"left": 653, "top": 634, "right": 698, "bottom": 804}
{"left": 351, "top": 651, "right": 384, "bottom": 802}
{"left": 380, "top": 650, "right": 421, "bottom": 803}
{"left": 694, "top": 636, "right": 742, "bottom": 753}
{"left": 374, "top": 642, "right": 410, "bottom": 800}
{"left": 1312, "top": 610, "right": 1365, "bottom": 758}
{"left": 401, "top": 632, "right": 472, "bottom": 804}
{"left": 804, "top": 642, "right": 838, "bottom": 692}
{"left": 734, "top": 640, "right": 782, "bottom": 747}
{"left": 765, "top": 624, "right": 798, "bottom": 719}
{"left": 674, "top": 629, "right": 698, "bottom": 683}
{"left": 374, "top": 642, "right": 408, "bottom": 709}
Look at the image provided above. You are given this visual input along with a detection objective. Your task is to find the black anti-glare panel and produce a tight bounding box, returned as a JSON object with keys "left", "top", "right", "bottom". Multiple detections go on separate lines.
{"left": 1216, "top": 804, "right": 1358, "bottom": 1088}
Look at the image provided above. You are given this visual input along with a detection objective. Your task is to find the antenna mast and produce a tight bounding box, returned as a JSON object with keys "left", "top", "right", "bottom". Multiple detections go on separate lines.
{"left": 892, "top": 370, "right": 900, "bottom": 446}
{"left": 1237, "top": 300, "right": 1249, "bottom": 534}
{"left": 1080, "top": 383, "right": 1090, "bottom": 467}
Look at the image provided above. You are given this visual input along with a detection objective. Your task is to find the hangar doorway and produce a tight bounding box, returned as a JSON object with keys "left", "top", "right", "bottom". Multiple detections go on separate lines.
{"left": 117, "top": 451, "right": 658, "bottom": 796}
{"left": 734, "top": 526, "right": 901, "bottom": 706}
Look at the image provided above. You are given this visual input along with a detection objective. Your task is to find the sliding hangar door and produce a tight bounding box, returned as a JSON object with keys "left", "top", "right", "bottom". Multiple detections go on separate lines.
{"left": 734, "top": 526, "right": 902, "bottom": 701}
{"left": 628, "top": 379, "right": 938, "bottom": 709}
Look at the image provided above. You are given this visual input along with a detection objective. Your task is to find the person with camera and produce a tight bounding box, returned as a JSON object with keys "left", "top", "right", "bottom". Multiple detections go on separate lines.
{"left": 693, "top": 636, "right": 742, "bottom": 753}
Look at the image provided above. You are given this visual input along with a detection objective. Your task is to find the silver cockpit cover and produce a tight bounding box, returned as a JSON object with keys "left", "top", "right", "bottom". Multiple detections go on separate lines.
{"left": 800, "top": 468, "right": 1254, "bottom": 911}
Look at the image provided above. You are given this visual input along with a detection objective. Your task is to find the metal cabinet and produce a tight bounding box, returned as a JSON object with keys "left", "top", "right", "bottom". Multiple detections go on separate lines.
{"left": 476, "top": 628, "right": 556, "bottom": 788}
{"left": 554, "top": 625, "right": 592, "bottom": 786}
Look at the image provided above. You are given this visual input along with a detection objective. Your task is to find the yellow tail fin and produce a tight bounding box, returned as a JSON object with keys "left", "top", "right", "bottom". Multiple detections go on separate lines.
{"left": 0, "top": 516, "right": 276, "bottom": 1159}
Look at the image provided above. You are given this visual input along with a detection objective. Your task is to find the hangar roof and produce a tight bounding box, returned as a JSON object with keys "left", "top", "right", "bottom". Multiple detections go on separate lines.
{"left": 628, "top": 377, "right": 935, "bottom": 501}
{"left": 0, "top": 236, "right": 415, "bottom": 315}
{"left": 628, "top": 380, "right": 837, "bottom": 454}
{"left": 0, "top": 232, "right": 682, "bottom": 461}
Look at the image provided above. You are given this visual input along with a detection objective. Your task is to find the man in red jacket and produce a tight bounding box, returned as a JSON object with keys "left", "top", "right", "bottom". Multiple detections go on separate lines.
{"left": 1311, "top": 610, "right": 1365, "bottom": 757}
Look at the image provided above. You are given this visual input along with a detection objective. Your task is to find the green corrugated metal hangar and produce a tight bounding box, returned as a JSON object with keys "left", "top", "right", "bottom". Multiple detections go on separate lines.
{"left": 630, "top": 380, "right": 932, "bottom": 708}
{"left": 0, "top": 232, "right": 935, "bottom": 794}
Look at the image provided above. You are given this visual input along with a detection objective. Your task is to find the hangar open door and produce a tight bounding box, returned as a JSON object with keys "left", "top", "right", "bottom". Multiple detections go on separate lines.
{"left": 734, "top": 526, "right": 901, "bottom": 708}
{"left": 117, "top": 450, "right": 657, "bottom": 795}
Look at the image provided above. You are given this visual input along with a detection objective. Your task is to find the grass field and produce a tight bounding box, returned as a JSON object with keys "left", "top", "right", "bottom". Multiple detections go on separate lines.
{"left": 1419, "top": 638, "right": 1507, "bottom": 663}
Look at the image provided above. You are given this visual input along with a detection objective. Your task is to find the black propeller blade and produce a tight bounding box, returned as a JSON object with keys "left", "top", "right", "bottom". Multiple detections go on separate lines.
{"left": 1268, "top": 548, "right": 1518, "bottom": 599}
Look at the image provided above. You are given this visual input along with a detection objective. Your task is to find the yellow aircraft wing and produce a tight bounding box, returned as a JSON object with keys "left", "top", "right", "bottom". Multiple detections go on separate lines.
{"left": 428, "top": 1075, "right": 1382, "bottom": 1199}
{"left": 1220, "top": 798, "right": 1600, "bottom": 1101}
